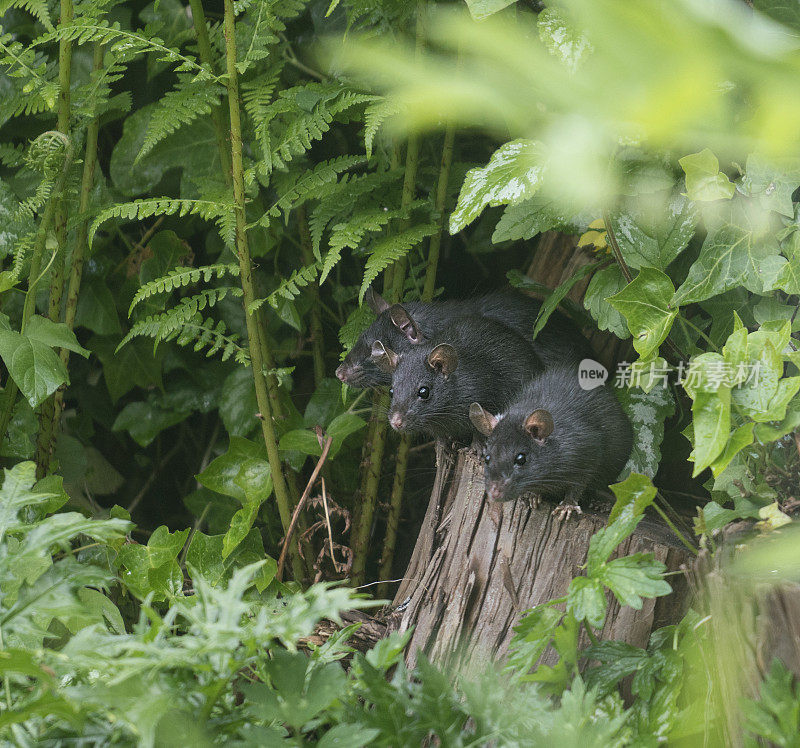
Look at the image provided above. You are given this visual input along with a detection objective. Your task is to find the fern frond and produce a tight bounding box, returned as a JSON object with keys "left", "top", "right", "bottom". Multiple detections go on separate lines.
{"left": 119, "top": 310, "right": 249, "bottom": 364}
{"left": 359, "top": 224, "right": 436, "bottom": 303}
{"left": 320, "top": 206, "right": 406, "bottom": 284}
{"left": 0, "top": 28, "right": 58, "bottom": 115}
{"left": 248, "top": 263, "right": 320, "bottom": 313}
{"left": 241, "top": 67, "right": 282, "bottom": 122}
{"left": 338, "top": 304, "right": 375, "bottom": 358}
{"left": 90, "top": 198, "right": 235, "bottom": 246}
{"left": 40, "top": 21, "right": 214, "bottom": 79}
{"left": 363, "top": 97, "right": 401, "bottom": 157}
{"left": 128, "top": 264, "right": 241, "bottom": 315}
{"left": 0, "top": 1, "right": 54, "bottom": 31}
{"left": 0, "top": 143, "right": 24, "bottom": 167}
{"left": 136, "top": 77, "right": 224, "bottom": 163}
{"left": 260, "top": 155, "right": 366, "bottom": 229}
{"left": 237, "top": 0, "right": 307, "bottom": 74}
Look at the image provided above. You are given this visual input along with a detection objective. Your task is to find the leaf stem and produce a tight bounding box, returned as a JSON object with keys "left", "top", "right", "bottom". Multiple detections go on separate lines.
{"left": 223, "top": 0, "right": 303, "bottom": 581}
{"left": 297, "top": 205, "right": 326, "bottom": 386}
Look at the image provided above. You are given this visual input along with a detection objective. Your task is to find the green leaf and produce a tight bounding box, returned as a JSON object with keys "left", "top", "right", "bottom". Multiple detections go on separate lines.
{"left": 464, "top": 0, "right": 517, "bottom": 21}
{"left": 609, "top": 192, "right": 697, "bottom": 270}
{"left": 112, "top": 400, "right": 188, "bottom": 447}
{"left": 326, "top": 412, "right": 366, "bottom": 457}
{"left": 691, "top": 388, "right": 731, "bottom": 477}
{"left": 672, "top": 208, "right": 784, "bottom": 305}
{"left": 709, "top": 422, "right": 755, "bottom": 477}
{"left": 678, "top": 149, "right": 735, "bottom": 201}
{"left": 608, "top": 473, "right": 657, "bottom": 524}
{"left": 74, "top": 279, "right": 122, "bottom": 335}
{"left": 532, "top": 262, "right": 601, "bottom": 340}
{"left": 450, "top": 140, "right": 547, "bottom": 233}
{"left": 538, "top": 8, "right": 592, "bottom": 73}
{"left": 739, "top": 154, "right": 800, "bottom": 218}
{"left": 118, "top": 526, "right": 189, "bottom": 601}
{"left": 218, "top": 367, "right": 258, "bottom": 437}
{"left": 754, "top": 394, "right": 800, "bottom": 442}
{"left": 25, "top": 315, "right": 89, "bottom": 358}
{"left": 279, "top": 429, "right": 323, "bottom": 456}
{"left": 776, "top": 230, "right": 800, "bottom": 294}
{"left": 89, "top": 336, "right": 163, "bottom": 402}
{"left": 607, "top": 267, "right": 677, "bottom": 358}
{"left": 616, "top": 384, "right": 675, "bottom": 478}
{"left": 587, "top": 507, "right": 643, "bottom": 572}
{"left": 0, "top": 328, "right": 68, "bottom": 408}
{"left": 567, "top": 576, "right": 606, "bottom": 628}
{"left": 492, "top": 193, "right": 586, "bottom": 243}
{"left": 596, "top": 554, "right": 671, "bottom": 609}
{"left": 584, "top": 265, "right": 630, "bottom": 338}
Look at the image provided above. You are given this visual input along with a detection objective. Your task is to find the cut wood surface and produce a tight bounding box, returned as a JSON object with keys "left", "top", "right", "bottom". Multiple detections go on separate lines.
{"left": 386, "top": 445, "right": 692, "bottom": 669}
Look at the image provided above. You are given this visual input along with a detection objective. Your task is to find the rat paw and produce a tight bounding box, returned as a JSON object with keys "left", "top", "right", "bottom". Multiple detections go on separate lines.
{"left": 551, "top": 502, "right": 583, "bottom": 522}
{"left": 522, "top": 492, "right": 542, "bottom": 510}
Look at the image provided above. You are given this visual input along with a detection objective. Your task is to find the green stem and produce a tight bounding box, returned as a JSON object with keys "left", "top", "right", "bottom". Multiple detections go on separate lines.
{"left": 224, "top": 0, "right": 303, "bottom": 581}
{"left": 297, "top": 205, "right": 325, "bottom": 386}
{"left": 188, "top": 0, "right": 232, "bottom": 185}
{"left": 35, "top": 0, "right": 73, "bottom": 478}
{"left": 654, "top": 495, "right": 698, "bottom": 556}
{"left": 377, "top": 433, "right": 409, "bottom": 596}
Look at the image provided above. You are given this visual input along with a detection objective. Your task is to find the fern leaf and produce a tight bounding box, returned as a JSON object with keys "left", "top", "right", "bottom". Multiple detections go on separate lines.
{"left": 363, "top": 97, "right": 401, "bottom": 157}
{"left": 90, "top": 198, "right": 235, "bottom": 246}
{"left": 136, "top": 76, "right": 224, "bottom": 163}
{"left": 128, "top": 263, "right": 240, "bottom": 315}
{"left": 0, "top": 1, "right": 54, "bottom": 31}
{"left": 261, "top": 155, "right": 366, "bottom": 228}
{"left": 338, "top": 304, "right": 375, "bottom": 358}
{"left": 0, "top": 29, "right": 58, "bottom": 116}
{"left": 359, "top": 224, "right": 436, "bottom": 303}
{"left": 249, "top": 263, "right": 320, "bottom": 314}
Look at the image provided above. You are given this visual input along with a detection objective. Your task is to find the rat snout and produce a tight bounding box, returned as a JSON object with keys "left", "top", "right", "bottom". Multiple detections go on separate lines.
{"left": 389, "top": 412, "right": 404, "bottom": 431}
{"left": 487, "top": 479, "right": 509, "bottom": 501}
{"left": 335, "top": 363, "right": 352, "bottom": 382}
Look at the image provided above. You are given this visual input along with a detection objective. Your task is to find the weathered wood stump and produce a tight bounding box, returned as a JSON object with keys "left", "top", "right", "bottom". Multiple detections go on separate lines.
{"left": 386, "top": 445, "right": 693, "bottom": 669}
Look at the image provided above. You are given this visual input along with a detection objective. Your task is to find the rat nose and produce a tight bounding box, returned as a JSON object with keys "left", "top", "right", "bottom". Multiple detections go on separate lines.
{"left": 335, "top": 364, "right": 349, "bottom": 382}
{"left": 487, "top": 481, "right": 507, "bottom": 501}
{"left": 389, "top": 412, "right": 403, "bottom": 431}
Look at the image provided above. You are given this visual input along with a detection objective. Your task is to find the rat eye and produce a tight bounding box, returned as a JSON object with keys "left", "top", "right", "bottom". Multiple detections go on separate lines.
{"left": 484, "top": 454, "right": 491, "bottom": 464}
{"left": 418, "top": 386, "right": 430, "bottom": 399}
{"left": 514, "top": 452, "right": 527, "bottom": 466}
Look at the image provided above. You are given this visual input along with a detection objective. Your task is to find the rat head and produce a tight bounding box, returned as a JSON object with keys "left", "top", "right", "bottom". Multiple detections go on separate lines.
{"left": 335, "top": 290, "right": 424, "bottom": 388}
{"left": 470, "top": 403, "right": 556, "bottom": 502}
{"left": 387, "top": 342, "right": 460, "bottom": 436}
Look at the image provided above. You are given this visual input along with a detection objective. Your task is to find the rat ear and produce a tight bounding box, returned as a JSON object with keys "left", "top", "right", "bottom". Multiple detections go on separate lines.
{"left": 427, "top": 344, "right": 458, "bottom": 377}
{"left": 370, "top": 340, "right": 398, "bottom": 373}
{"left": 389, "top": 304, "right": 421, "bottom": 343}
{"left": 365, "top": 287, "right": 389, "bottom": 314}
{"left": 524, "top": 409, "right": 554, "bottom": 441}
{"left": 469, "top": 403, "right": 498, "bottom": 436}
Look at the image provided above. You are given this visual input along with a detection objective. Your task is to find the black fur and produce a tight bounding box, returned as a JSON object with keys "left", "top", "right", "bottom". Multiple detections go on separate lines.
{"left": 479, "top": 366, "right": 633, "bottom": 505}
{"left": 336, "top": 291, "right": 593, "bottom": 388}
{"left": 387, "top": 316, "right": 544, "bottom": 442}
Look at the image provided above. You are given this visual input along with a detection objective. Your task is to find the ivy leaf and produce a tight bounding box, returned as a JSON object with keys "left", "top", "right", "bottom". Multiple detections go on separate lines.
{"left": 567, "top": 576, "right": 606, "bottom": 628}
{"left": 596, "top": 554, "right": 671, "bottom": 610}
{"left": 0, "top": 329, "right": 69, "bottom": 408}
{"left": 710, "top": 422, "right": 755, "bottom": 477}
{"left": 187, "top": 529, "right": 276, "bottom": 593}
{"left": 326, "top": 412, "right": 366, "bottom": 457}
{"left": 584, "top": 265, "right": 630, "bottom": 339}
{"left": 678, "top": 149, "right": 735, "bottom": 201}
{"left": 218, "top": 368, "right": 258, "bottom": 438}
{"left": 75, "top": 279, "right": 122, "bottom": 335}
{"left": 608, "top": 473, "right": 657, "bottom": 524}
{"left": 89, "top": 336, "right": 163, "bottom": 402}
{"left": 607, "top": 267, "right": 677, "bottom": 358}
{"left": 450, "top": 140, "right": 547, "bottom": 233}
{"left": 609, "top": 192, "right": 697, "bottom": 270}
{"left": 739, "top": 154, "right": 800, "bottom": 218}
{"left": 672, "top": 209, "right": 784, "bottom": 305}
{"left": 775, "top": 231, "right": 800, "bottom": 295}
{"left": 118, "top": 526, "right": 189, "bottom": 601}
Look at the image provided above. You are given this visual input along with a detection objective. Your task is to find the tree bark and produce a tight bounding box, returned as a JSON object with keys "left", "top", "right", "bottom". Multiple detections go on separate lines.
{"left": 382, "top": 445, "right": 692, "bottom": 669}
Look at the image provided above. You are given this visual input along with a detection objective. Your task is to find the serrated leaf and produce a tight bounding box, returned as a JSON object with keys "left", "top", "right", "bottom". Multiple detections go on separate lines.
{"left": 538, "top": 8, "right": 592, "bottom": 73}
{"left": 608, "top": 473, "right": 657, "bottom": 524}
{"left": 567, "top": 576, "right": 606, "bottom": 628}
{"left": 596, "top": 554, "right": 671, "bottom": 609}
{"left": 584, "top": 265, "right": 630, "bottom": 338}
{"left": 616, "top": 383, "right": 675, "bottom": 478}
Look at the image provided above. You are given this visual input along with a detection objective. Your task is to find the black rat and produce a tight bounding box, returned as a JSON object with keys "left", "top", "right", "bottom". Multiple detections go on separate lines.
{"left": 469, "top": 365, "right": 633, "bottom": 515}
{"left": 335, "top": 288, "right": 592, "bottom": 389}
{"left": 379, "top": 315, "right": 545, "bottom": 442}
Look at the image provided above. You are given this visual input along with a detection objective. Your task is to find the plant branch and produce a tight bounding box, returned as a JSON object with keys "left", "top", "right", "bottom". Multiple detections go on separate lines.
{"left": 277, "top": 435, "right": 333, "bottom": 582}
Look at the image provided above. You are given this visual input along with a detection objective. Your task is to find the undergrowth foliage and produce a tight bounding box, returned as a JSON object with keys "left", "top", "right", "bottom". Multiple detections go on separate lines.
{"left": 0, "top": 0, "right": 798, "bottom": 744}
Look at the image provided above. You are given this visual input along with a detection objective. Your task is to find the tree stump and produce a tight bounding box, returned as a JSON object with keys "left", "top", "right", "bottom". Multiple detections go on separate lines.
{"left": 387, "top": 444, "right": 693, "bottom": 669}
